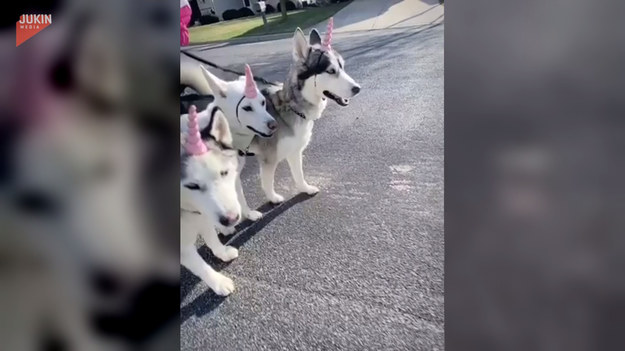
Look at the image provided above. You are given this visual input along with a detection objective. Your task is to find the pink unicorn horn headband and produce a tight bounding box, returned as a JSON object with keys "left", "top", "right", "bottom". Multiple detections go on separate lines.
{"left": 244, "top": 64, "right": 258, "bottom": 99}
{"left": 185, "top": 105, "right": 208, "bottom": 155}
{"left": 322, "top": 17, "right": 333, "bottom": 51}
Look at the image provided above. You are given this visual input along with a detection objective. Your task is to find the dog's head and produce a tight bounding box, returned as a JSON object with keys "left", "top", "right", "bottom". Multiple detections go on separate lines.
{"left": 200, "top": 65, "right": 277, "bottom": 138}
{"left": 291, "top": 19, "right": 361, "bottom": 107}
{"left": 181, "top": 106, "right": 241, "bottom": 227}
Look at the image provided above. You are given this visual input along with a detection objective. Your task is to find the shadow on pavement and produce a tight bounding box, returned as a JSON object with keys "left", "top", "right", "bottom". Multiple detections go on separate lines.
{"left": 225, "top": 192, "right": 315, "bottom": 247}
{"left": 180, "top": 192, "right": 314, "bottom": 322}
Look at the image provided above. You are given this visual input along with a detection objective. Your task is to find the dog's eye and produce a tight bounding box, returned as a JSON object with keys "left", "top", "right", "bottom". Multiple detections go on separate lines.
{"left": 242, "top": 106, "right": 253, "bottom": 112}
{"left": 184, "top": 183, "right": 201, "bottom": 190}
{"left": 327, "top": 68, "right": 336, "bottom": 74}
{"left": 220, "top": 170, "right": 229, "bottom": 177}
{"left": 261, "top": 100, "right": 266, "bottom": 106}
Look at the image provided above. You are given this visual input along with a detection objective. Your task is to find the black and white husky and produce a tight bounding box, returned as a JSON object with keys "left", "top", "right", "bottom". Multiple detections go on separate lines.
{"left": 249, "top": 19, "right": 361, "bottom": 203}
{"left": 180, "top": 105, "right": 241, "bottom": 296}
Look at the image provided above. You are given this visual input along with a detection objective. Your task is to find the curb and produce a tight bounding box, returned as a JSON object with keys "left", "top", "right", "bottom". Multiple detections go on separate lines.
{"left": 188, "top": 21, "right": 444, "bottom": 50}
{"left": 188, "top": 32, "right": 294, "bottom": 48}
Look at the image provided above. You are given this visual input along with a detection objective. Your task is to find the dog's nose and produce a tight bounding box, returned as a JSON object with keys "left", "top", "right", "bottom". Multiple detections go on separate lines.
{"left": 267, "top": 120, "right": 278, "bottom": 130}
{"left": 219, "top": 213, "right": 240, "bottom": 226}
{"left": 351, "top": 85, "right": 361, "bottom": 95}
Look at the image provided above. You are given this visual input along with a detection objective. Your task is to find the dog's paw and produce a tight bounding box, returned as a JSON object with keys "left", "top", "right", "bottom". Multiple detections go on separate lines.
{"left": 219, "top": 226, "right": 236, "bottom": 236}
{"left": 209, "top": 273, "right": 235, "bottom": 296}
{"left": 300, "top": 184, "right": 320, "bottom": 195}
{"left": 245, "top": 210, "right": 263, "bottom": 221}
{"left": 215, "top": 246, "right": 239, "bottom": 262}
{"left": 267, "top": 193, "right": 285, "bottom": 204}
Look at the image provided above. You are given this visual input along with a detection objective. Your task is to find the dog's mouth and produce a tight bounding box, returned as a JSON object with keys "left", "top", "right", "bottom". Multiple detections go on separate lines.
{"left": 246, "top": 126, "right": 274, "bottom": 138}
{"left": 323, "top": 91, "right": 349, "bottom": 107}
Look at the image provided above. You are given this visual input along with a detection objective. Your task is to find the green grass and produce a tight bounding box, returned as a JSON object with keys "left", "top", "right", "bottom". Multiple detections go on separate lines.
{"left": 189, "top": 2, "right": 351, "bottom": 44}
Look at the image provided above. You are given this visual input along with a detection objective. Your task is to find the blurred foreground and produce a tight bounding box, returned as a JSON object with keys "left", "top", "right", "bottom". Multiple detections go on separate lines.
{"left": 1, "top": 1, "right": 180, "bottom": 350}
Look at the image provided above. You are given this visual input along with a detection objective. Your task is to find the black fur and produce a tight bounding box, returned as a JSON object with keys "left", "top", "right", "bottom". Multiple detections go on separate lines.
{"left": 197, "top": 107, "right": 235, "bottom": 152}
{"left": 297, "top": 49, "right": 331, "bottom": 85}
{"left": 199, "top": 106, "right": 220, "bottom": 140}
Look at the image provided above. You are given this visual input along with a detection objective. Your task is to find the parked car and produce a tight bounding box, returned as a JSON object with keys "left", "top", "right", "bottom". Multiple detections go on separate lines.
{"left": 264, "top": 0, "right": 304, "bottom": 12}
{"left": 195, "top": 0, "right": 311, "bottom": 21}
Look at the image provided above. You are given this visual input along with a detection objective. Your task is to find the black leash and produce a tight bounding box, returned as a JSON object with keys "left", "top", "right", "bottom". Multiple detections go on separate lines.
{"left": 181, "top": 50, "right": 280, "bottom": 87}
{"left": 289, "top": 105, "right": 307, "bottom": 120}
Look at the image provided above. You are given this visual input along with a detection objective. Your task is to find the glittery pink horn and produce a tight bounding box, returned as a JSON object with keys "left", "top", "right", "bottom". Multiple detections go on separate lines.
{"left": 185, "top": 105, "right": 208, "bottom": 155}
{"left": 322, "top": 17, "right": 333, "bottom": 50}
{"left": 244, "top": 64, "right": 258, "bottom": 99}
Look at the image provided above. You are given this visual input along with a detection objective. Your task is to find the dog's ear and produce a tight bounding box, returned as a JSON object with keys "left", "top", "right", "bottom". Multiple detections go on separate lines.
{"left": 308, "top": 28, "right": 322, "bottom": 46}
{"left": 200, "top": 66, "right": 227, "bottom": 98}
{"left": 293, "top": 27, "right": 309, "bottom": 61}
{"left": 309, "top": 28, "right": 321, "bottom": 46}
{"left": 209, "top": 109, "right": 233, "bottom": 147}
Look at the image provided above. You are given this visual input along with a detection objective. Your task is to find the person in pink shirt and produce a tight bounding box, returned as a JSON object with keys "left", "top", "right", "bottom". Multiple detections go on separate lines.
{"left": 180, "top": 0, "right": 192, "bottom": 46}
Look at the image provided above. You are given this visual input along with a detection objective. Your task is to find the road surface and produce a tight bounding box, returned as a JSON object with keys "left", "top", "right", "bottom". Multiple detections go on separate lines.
{"left": 181, "top": 23, "right": 444, "bottom": 350}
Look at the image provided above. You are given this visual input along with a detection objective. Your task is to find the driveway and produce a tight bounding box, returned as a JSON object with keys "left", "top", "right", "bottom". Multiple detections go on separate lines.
{"left": 313, "top": 0, "right": 444, "bottom": 32}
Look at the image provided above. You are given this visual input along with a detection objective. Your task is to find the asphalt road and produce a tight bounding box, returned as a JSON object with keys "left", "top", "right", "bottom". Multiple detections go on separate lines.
{"left": 181, "top": 24, "right": 444, "bottom": 350}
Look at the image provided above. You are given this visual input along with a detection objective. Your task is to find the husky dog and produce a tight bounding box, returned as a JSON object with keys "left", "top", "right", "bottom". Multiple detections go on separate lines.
{"left": 181, "top": 62, "right": 276, "bottom": 228}
{"left": 180, "top": 105, "right": 241, "bottom": 296}
{"left": 249, "top": 18, "right": 361, "bottom": 203}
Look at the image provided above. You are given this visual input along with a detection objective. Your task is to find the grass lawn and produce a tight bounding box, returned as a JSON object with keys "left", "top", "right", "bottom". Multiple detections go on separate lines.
{"left": 189, "top": 2, "right": 351, "bottom": 44}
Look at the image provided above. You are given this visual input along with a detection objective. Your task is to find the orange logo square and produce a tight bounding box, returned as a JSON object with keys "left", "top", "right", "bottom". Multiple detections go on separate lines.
{"left": 16, "top": 14, "right": 52, "bottom": 47}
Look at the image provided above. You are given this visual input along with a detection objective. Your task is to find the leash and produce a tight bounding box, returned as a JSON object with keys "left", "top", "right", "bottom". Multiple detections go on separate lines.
{"left": 181, "top": 50, "right": 280, "bottom": 87}
{"left": 289, "top": 105, "right": 307, "bottom": 120}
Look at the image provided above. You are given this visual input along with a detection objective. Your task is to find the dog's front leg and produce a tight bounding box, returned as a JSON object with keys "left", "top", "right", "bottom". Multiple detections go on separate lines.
{"left": 180, "top": 244, "right": 235, "bottom": 296}
{"left": 200, "top": 224, "right": 239, "bottom": 262}
{"left": 260, "top": 160, "right": 285, "bottom": 203}
{"left": 287, "top": 151, "right": 319, "bottom": 195}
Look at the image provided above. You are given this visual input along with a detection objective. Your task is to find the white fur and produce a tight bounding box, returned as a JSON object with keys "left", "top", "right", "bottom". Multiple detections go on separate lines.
{"left": 254, "top": 120, "right": 318, "bottom": 204}
{"left": 180, "top": 111, "right": 241, "bottom": 296}
{"left": 199, "top": 66, "right": 276, "bottom": 138}
{"left": 182, "top": 62, "right": 274, "bottom": 222}
{"left": 181, "top": 59, "right": 212, "bottom": 95}
{"left": 181, "top": 211, "right": 238, "bottom": 296}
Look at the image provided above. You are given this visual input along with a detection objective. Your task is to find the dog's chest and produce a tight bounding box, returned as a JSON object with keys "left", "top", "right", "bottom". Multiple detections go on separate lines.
{"left": 279, "top": 121, "right": 314, "bottom": 153}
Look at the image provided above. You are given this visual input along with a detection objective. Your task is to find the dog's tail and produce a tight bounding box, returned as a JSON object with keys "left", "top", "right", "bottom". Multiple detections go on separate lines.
{"left": 181, "top": 60, "right": 213, "bottom": 95}
{"left": 181, "top": 50, "right": 280, "bottom": 87}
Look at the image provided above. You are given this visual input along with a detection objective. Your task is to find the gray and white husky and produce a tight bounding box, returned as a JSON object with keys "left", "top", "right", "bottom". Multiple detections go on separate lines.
{"left": 249, "top": 20, "right": 361, "bottom": 203}
{"left": 180, "top": 105, "right": 241, "bottom": 296}
{"left": 181, "top": 61, "right": 276, "bottom": 227}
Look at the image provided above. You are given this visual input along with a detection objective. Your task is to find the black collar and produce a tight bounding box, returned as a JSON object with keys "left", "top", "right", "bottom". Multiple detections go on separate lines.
{"left": 238, "top": 150, "right": 255, "bottom": 157}
{"left": 289, "top": 105, "right": 307, "bottom": 119}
